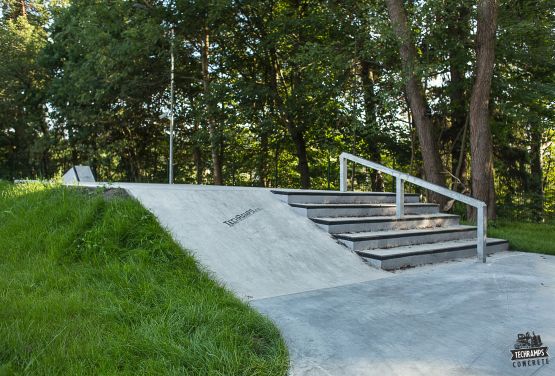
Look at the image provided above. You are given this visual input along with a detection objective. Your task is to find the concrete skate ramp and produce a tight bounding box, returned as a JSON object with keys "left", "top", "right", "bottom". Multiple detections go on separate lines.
{"left": 93, "top": 183, "right": 388, "bottom": 299}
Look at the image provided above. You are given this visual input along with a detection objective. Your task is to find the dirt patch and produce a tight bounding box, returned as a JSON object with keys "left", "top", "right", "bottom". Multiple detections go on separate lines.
{"left": 102, "top": 188, "right": 129, "bottom": 200}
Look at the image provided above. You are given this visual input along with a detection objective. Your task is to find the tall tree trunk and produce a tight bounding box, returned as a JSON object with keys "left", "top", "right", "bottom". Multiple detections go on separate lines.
{"left": 469, "top": 0, "right": 497, "bottom": 219}
{"left": 20, "top": 0, "right": 27, "bottom": 18}
{"left": 529, "top": 125, "right": 544, "bottom": 218}
{"left": 452, "top": 117, "right": 469, "bottom": 193}
{"left": 447, "top": 2, "right": 471, "bottom": 193}
{"left": 449, "top": 62, "right": 469, "bottom": 191}
{"left": 289, "top": 125, "right": 310, "bottom": 189}
{"left": 267, "top": 47, "right": 310, "bottom": 189}
{"left": 193, "top": 147, "right": 202, "bottom": 184}
{"left": 201, "top": 27, "right": 223, "bottom": 185}
{"left": 192, "top": 117, "right": 203, "bottom": 185}
{"left": 385, "top": 0, "right": 446, "bottom": 205}
{"left": 359, "top": 60, "right": 384, "bottom": 192}
{"left": 258, "top": 128, "right": 268, "bottom": 187}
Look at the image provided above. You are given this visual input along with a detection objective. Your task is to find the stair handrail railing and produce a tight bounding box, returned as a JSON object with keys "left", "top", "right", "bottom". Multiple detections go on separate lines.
{"left": 339, "top": 152, "right": 487, "bottom": 263}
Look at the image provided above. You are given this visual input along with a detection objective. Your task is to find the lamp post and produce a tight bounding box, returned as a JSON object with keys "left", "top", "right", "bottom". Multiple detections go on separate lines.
{"left": 169, "top": 27, "right": 175, "bottom": 184}
{"left": 133, "top": 2, "right": 175, "bottom": 184}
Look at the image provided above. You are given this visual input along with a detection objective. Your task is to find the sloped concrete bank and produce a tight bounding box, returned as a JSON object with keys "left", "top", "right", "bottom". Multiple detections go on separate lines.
{"left": 81, "top": 183, "right": 390, "bottom": 300}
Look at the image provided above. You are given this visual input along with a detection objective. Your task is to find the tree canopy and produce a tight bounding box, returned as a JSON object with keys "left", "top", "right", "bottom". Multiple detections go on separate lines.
{"left": 1, "top": 0, "right": 554, "bottom": 220}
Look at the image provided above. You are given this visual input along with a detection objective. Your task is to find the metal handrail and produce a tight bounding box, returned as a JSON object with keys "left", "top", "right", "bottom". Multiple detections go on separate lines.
{"left": 339, "top": 152, "right": 487, "bottom": 263}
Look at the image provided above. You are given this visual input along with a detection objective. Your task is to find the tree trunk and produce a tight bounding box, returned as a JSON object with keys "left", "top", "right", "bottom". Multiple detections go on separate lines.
{"left": 20, "top": 0, "right": 27, "bottom": 18}
{"left": 447, "top": 2, "right": 471, "bottom": 193}
{"left": 469, "top": 0, "right": 497, "bottom": 220}
{"left": 449, "top": 64, "right": 468, "bottom": 191}
{"left": 289, "top": 126, "right": 310, "bottom": 189}
{"left": 258, "top": 128, "right": 268, "bottom": 187}
{"left": 359, "top": 60, "right": 385, "bottom": 192}
{"left": 201, "top": 27, "right": 223, "bottom": 185}
{"left": 267, "top": 46, "right": 310, "bottom": 189}
{"left": 452, "top": 117, "right": 469, "bottom": 193}
{"left": 529, "top": 125, "right": 544, "bottom": 218}
{"left": 385, "top": 0, "right": 446, "bottom": 205}
{"left": 192, "top": 117, "right": 203, "bottom": 185}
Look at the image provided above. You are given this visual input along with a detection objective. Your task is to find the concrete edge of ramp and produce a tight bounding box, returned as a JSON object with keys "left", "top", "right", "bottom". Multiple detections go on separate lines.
{"left": 73, "top": 182, "right": 391, "bottom": 300}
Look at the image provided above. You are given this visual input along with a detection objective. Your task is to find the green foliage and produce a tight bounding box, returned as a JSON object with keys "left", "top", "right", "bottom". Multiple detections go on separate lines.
{"left": 0, "top": 5, "right": 50, "bottom": 179}
{"left": 0, "top": 183, "right": 288, "bottom": 375}
{"left": 1, "top": 0, "right": 553, "bottom": 218}
{"left": 493, "top": 0, "right": 555, "bottom": 214}
{"left": 44, "top": 0, "right": 171, "bottom": 181}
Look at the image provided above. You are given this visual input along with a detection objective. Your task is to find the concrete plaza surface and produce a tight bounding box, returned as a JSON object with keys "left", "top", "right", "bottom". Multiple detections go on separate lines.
{"left": 76, "top": 183, "right": 554, "bottom": 375}
{"left": 253, "top": 251, "right": 555, "bottom": 376}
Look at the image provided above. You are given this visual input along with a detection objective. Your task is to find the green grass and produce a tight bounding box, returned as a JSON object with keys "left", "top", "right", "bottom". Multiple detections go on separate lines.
{"left": 489, "top": 219, "right": 555, "bottom": 255}
{"left": 0, "top": 182, "right": 288, "bottom": 375}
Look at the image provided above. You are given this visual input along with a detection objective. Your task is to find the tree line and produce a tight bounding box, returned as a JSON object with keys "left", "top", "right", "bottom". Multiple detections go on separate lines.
{"left": 1, "top": 0, "right": 554, "bottom": 220}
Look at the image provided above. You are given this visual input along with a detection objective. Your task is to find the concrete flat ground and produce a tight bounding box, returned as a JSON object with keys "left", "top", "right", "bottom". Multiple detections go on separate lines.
{"left": 253, "top": 251, "right": 555, "bottom": 376}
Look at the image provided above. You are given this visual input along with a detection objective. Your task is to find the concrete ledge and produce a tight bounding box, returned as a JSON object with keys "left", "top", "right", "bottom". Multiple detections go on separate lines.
{"left": 271, "top": 189, "right": 418, "bottom": 196}
{"left": 289, "top": 202, "right": 439, "bottom": 218}
{"left": 336, "top": 225, "right": 477, "bottom": 250}
{"left": 313, "top": 214, "right": 460, "bottom": 234}
{"left": 360, "top": 238, "right": 509, "bottom": 270}
{"left": 271, "top": 189, "right": 420, "bottom": 204}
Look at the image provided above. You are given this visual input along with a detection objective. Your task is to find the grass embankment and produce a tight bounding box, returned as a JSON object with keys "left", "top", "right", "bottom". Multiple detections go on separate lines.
{"left": 488, "top": 219, "right": 555, "bottom": 256}
{"left": 0, "top": 182, "right": 288, "bottom": 375}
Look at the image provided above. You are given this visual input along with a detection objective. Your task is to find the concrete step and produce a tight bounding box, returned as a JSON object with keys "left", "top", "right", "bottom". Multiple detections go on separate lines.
{"left": 311, "top": 213, "right": 460, "bottom": 234}
{"left": 272, "top": 189, "right": 420, "bottom": 205}
{"left": 357, "top": 238, "right": 509, "bottom": 270}
{"left": 335, "top": 225, "right": 477, "bottom": 251}
{"left": 290, "top": 202, "right": 439, "bottom": 218}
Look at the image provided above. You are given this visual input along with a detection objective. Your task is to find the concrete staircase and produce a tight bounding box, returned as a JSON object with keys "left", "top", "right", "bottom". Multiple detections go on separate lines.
{"left": 272, "top": 190, "right": 509, "bottom": 270}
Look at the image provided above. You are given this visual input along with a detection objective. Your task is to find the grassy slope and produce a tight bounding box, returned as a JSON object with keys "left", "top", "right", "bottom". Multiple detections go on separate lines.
{"left": 489, "top": 219, "right": 555, "bottom": 256}
{"left": 0, "top": 182, "right": 288, "bottom": 375}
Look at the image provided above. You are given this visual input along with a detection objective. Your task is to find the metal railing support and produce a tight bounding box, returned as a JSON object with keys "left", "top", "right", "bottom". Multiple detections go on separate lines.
{"left": 340, "top": 156, "right": 348, "bottom": 192}
{"left": 339, "top": 152, "right": 488, "bottom": 263}
{"left": 477, "top": 206, "right": 487, "bottom": 263}
{"left": 396, "top": 177, "right": 404, "bottom": 219}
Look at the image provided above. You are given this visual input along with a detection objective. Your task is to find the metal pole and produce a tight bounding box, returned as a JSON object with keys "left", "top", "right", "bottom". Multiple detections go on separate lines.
{"left": 477, "top": 205, "right": 487, "bottom": 263}
{"left": 169, "top": 27, "right": 175, "bottom": 184}
{"left": 339, "top": 154, "right": 348, "bottom": 192}
{"left": 327, "top": 152, "right": 331, "bottom": 190}
{"left": 396, "top": 177, "right": 404, "bottom": 218}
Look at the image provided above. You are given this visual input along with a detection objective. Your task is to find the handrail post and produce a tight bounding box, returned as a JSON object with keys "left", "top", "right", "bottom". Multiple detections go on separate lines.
{"left": 477, "top": 205, "right": 487, "bottom": 263}
{"left": 339, "top": 154, "right": 348, "bottom": 192}
{"left": 396, "top": 177, "right": 404, "bottom": 218}
{"left": 339, "top": 151, "right": 489, "bottom": 264}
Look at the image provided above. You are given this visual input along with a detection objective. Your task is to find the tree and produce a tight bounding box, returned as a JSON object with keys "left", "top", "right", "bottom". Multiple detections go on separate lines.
{"left": 45, "top": 0, "right": 170, "bottom": 181}
{"left": 469, "top": 0, "right": 498, "bottom": 219}
{"left": 493, "top": 0, "right": 555, "bottom": 219}
{"left": 385, "top": 0, "right": 446, "bottom": 205}
{"left": 0, "top": 0, "right": 50, "bottom": 179}
{"left": 1, "top": 0, "right": 553, "bottom": 223}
